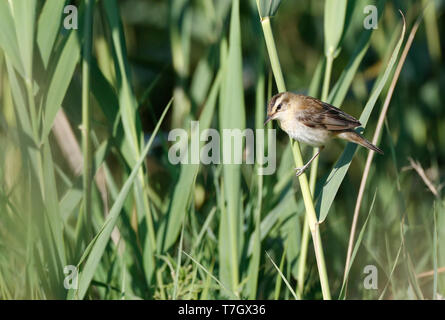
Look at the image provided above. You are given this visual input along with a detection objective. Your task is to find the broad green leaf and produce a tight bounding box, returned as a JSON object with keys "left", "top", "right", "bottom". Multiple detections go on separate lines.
{"left": 41, "top": 28, "right": 82, "bottom": 142}
{"left": 10, "top": 0, "right": 36, "bottom": 78}
{"left": 4, "top": 58, "right": 43, "bottom": 192}
{"left": 37, "top": 0, "right": 66, "bottom": 68}
{"left": 0, "top": 1, "right": 24, "bottom": 76}
{"left": 103, "top": 0, "right": 141, "bottom": 165}
{"left": 256, "top": 0, "right": 283, "bottom": 18}
{"left": 324, "top": 0, "right": 347, "bottom": 57}
{"left": 218, "top": 0, "right": 245, "bottom": 292}
{"left": 90, "top": 59, "right": 134, "bottom": 166}
{"left": 316, "top": 19, "right": 406, "bottom": 223}
{"left": 328, "top": 0, "right": 386, "bottom": 106}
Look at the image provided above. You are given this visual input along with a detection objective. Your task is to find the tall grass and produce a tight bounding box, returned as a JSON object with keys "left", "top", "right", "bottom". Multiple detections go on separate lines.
{"left": 0, "top": 0, "right": 443, "bottom": 300}
{"left": 258, "top": 5, "right": 331, "bottom": 299}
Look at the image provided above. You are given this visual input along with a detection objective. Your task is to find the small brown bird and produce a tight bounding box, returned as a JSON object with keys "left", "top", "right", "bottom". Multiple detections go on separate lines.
{"left": 264, "top": 92, "right": 383, "bottom": 176}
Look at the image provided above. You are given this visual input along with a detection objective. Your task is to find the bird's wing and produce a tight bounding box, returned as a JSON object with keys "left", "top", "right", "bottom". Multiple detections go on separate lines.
{"left": 297, "top": 97, "right": 361, "bottom": 131}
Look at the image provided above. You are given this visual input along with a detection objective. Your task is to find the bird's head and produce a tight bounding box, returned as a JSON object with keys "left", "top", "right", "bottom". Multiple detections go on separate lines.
{"left": 264, "top": 92, "right": 293, "bottom": 125}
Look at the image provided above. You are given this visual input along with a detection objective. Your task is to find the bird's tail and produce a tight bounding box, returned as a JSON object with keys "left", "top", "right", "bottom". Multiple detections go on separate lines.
{"left": 337, "top": 130, "right": 384, "bottom": 154}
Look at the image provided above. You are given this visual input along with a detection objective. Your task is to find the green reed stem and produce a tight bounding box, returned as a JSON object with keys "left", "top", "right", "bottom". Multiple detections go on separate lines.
{"left": 297, "top": 47, "right": 334, "bottom": 298}
{"left": 260, "top": 16, "right": 331, "bottom": 300}
{"left": 81, "top": 0, "right": 94, "bottom": 228}
{"left": 322, "top": 55, "right": 333, "bottom": 102}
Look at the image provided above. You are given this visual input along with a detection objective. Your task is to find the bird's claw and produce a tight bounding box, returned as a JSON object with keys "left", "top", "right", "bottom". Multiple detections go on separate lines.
{"left": 294, "top": 167, "right": 306, "bottom": 177}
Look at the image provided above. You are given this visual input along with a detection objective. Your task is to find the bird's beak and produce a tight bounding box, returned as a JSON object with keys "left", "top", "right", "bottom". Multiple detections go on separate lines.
{"left": 264, "top": 114, "right": 273, "bottom": 126}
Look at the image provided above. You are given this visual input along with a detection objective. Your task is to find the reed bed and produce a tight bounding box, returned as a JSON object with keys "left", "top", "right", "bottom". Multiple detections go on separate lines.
{"left": 0, "top": 0, "right": 443, "bottom": 300}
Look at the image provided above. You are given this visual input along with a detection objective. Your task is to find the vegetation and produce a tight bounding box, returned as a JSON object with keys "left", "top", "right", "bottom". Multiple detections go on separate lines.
{"left": 0, "top": 0, "right": 443, "bottom": 300}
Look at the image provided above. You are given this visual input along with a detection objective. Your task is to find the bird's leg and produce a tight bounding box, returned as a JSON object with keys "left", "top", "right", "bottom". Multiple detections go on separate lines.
{"left": 295, "top": 146, "right": 324, "bottom": 177}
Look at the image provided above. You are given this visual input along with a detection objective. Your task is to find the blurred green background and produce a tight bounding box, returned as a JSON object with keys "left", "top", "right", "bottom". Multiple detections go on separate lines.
{"left": 0, "top": 0, "right": 444, "bottom": 300}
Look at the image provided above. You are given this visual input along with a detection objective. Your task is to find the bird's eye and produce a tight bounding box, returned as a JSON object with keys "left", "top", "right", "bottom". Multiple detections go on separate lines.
{"left": 276, "top": 103, "right": 282, "bottom": 111}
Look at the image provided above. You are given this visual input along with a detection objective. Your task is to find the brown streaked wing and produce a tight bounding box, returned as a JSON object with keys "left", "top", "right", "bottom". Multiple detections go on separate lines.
{"left": 297, "top": 96, "right": 361, "bottom": 131}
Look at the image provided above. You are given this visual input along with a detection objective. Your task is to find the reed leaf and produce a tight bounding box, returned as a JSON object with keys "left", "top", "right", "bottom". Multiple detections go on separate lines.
{"left": 0, "top": 1, "right": 24, "bottom": 76}
{"left": 256, "top": 0, "right": 283, "bottom": 18}
{"left": 68, "top": 99, "right": 172, "bottom": 300}
{"left": 37, "top": 0, "right": 66, "bottom": 68}
{"left": 316, "top": 16, "right": 406, "bottom": 223}
{"left": 324, "top": 0, "right": 347, "bottom": 58}
{"left": 218, "top": 0, "right": 245, "bottom": 293}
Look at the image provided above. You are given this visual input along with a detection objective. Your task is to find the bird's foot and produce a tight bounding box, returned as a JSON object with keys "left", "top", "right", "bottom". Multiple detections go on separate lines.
{"left": 294, "top": 166, "right": 307, "bottom": 177}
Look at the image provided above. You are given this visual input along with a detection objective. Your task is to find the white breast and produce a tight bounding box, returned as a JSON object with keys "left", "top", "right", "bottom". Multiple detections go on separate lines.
{"left": 280, "top": 119, "right": 330, "bottom": 147}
